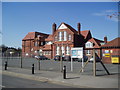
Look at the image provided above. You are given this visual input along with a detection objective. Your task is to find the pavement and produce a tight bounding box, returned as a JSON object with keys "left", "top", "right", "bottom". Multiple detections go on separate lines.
{"left": 2, "top": 67, "right": 119, "bottom": 88}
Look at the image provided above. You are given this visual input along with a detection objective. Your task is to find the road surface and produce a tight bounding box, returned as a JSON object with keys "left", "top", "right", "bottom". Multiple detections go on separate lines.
{"left": 2, "top": 75, "right": 77, "bottom": 88}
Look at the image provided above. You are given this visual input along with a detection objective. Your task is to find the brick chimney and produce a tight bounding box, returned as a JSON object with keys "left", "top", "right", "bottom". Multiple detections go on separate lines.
{"left": 52, "top": 23, "right": 56, "bottom": 35}
{"left": 77, "top": 22, "right": 81, "bottom": 35}
{"left": 104, "top": 36, "right": 107, "bottom": 43}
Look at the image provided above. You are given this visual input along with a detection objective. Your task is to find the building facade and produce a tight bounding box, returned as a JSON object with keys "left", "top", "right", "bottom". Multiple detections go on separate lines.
{"left": 101, "top": 37, "right": 120, "bottom": 64}
{"left": 22, "top": 22, "right": 105, "bottom": 59}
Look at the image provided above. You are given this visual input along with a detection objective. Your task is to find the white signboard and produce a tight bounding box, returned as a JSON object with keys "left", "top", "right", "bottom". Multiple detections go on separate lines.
{"left": 71, "top": 47, "right": 83, "bottom": 71}
{"left": 71, "top": 47, "right": 83, "bottom": 58}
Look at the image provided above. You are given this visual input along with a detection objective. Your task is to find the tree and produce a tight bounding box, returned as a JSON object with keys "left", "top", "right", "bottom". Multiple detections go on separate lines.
{"left": 0, "top": 44, "right": 8, "bottom": 53}
{"left": 107, "top": 12, "right": 120, "bottom": 20}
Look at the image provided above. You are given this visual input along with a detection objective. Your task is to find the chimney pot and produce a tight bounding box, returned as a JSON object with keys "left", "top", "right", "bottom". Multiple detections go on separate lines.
{"left": 77, "top": 23, "right": 81, "bottom": 35}
{"left": 104, "top": 36, "right": 107, "bottom": 43}
{"left": 52, "top": 23, "right": 56, "bottom": 34}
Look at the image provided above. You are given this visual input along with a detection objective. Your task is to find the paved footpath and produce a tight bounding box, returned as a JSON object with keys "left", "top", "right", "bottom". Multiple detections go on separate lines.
{"left": 2, "top": 67, "right": 119, "bottom": 88}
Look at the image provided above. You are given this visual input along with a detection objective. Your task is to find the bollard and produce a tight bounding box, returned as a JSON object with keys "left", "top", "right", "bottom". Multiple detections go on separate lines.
{"left": 32, "top": 64, "right": 34, "bottom": 74}
{"left": 63, "top": 65, "right": 66, "bottom": 79}
{"left": 5, "top": 61, "right": 7, "bottom": 70}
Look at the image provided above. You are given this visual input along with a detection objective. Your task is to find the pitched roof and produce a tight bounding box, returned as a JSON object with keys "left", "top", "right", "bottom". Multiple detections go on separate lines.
{"left": 58, "top": 23, "right": 92, "bottom": 38}
{"left": 45, "top": 35, "right": 53, "bottom": 41}
{"left": 93, "top": 38, "right": 104, "bottom": 46}
{"left": 87, "top": 38, "right": 104, "bottom": 48}
{"left": 80, "top": 30, "right": 91, "bottom": 39}
{"left": 101, "top": 37, "right": 120, "bottom": 48}
{"left": 22, "top": 32, "right": 35, "bottom": 40}
{"left": 63, "top": 23, "right": 78, "bottom": 34}
{"left": 22, "top": 32, "right": 49, "bottom": 40}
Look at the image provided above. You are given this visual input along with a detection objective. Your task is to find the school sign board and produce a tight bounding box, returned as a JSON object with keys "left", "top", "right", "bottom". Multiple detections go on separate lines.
{"left": 71, "top": 47, "right": 83, "bottom": 58}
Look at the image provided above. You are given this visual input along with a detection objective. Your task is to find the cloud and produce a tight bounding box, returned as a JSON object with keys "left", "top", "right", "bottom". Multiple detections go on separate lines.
{"left": 93, "top": 12, "right": 106, "bottom": 16}
{"left": 105, "top": 10, "right": 116, "bottom": 13}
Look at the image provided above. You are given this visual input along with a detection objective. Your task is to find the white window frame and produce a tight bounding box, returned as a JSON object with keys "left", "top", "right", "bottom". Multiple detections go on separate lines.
{"left": 66, "top": 46, "right": 70, "bottom": 55}
{"left": 56, "top": 46, "right": 60, "bottom": 55}
{"left": 58, "top": 32, "right": 62, "bottom": 41}
{"left": 68, "top": 34, "right": 71, "bottom": 41}
{"left": 41, "top": 42, "right": 43, "bottom": 45}
{"left": 86, "top": 50, "right": 91, "bottom": 55}
{"left": 85, "top": 42, "right": 93, "bottom": 48}
{"left": 63, "top": 31, "right": 67, "bottom": 41}
{"left": 61, "top": 46, "right": 65, "bottom": 55}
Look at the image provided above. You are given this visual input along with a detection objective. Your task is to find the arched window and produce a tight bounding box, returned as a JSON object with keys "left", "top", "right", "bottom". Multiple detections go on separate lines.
{"left": 85, "top": 42, "right": 93, "bottom": 48}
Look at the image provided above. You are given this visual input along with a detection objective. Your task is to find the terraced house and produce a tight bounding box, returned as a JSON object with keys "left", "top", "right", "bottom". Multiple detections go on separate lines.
{"left": 22, "top": 22, "right": 106, "bottom": 60}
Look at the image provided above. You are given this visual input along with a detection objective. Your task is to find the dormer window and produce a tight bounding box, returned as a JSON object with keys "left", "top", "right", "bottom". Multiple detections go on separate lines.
{"left": 86, "top": 42, "right": 93, "bottom": 48}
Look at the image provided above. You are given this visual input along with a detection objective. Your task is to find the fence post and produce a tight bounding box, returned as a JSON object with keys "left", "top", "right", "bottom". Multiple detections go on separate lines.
{"left": 93, "top": 49, "right": 96, "bottom": 76}
{"left": 5, "top": 61, "right": 7, "bottom": 70}
{"left": 32, "top": 64, "right": 34, "bottom": 74}
{"left": 63, "top": 65, "right": 66, "bottom": 79}
{"left": 38, "top": 60, "right": 40, "bottom": 70}
{"left": 20, "top": 56, "right": 22, "bottom": 68}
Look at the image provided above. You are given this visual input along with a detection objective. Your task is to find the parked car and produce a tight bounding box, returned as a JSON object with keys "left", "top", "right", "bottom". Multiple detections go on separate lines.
{"left": 77, "top": 55, "right": 88, "bottom": 62}
{"left": 89, "top": 56, "right": 101, "bottom": 62}
{"left": 54, "top": 55, "right": 61, "bottom": 61}
{"left": 64, "top": 56, "right": 71, "bottom": 61}
{"left": 35, "top": 55, "right": 48, "bottom": 60}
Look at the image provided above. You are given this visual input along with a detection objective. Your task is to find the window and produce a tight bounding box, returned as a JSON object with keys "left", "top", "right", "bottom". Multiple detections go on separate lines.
{"left": 43, "top": 51, "right": 46, "bottom": 55}
{"left": 85, "top": 42, "right": 93, "bottom": 48}
{"left": 26, "top": 53, "right": 29, "bottom": 56}
{"left": 55, "top": 36, "right": 57, "bottom": 41}
{"left": 56, "top": 46, "right": 60, "bottom": 55}
{"left": 31, "top": 48, "right": 33, "bottom": 51}
{"left": 34, "top": 42, "right": 38, "bottom": 46}
{"left": 61, "top": 46, "right": 65, "bottom": 54}
{"left": 48, "top": 51, "right": 51, "bottom": 55}
{"left": 58, "top": 32, "right": 62, "bottom": 41}
{"left": 41, "top": 42, "right": 43, "bottom": 45}
{"left": 86, "top": 50, "right": 91, "bottom": 55}
{"left": 46, "top": 41, "right": 52, "bottom": 45}
{"left": 68, "top": 34, "right": 71, "bottom": 41}
{"left": 63, "top": 31, "right": 67, "bottom": 41}
{"left": 66, "top": 46, "right": 70, "bottom": 55}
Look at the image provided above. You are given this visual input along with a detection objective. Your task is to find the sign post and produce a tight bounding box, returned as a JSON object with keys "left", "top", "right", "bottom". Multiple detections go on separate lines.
{"left": 71, "top": 47, "right": 83, "bottom": 72}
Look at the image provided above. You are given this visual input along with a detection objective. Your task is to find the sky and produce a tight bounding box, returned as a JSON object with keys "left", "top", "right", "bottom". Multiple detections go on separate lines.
{"left": 2, "top": 2, "right": 119, "bottom": 48}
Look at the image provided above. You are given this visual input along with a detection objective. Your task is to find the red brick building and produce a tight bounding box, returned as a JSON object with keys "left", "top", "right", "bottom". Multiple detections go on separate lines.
{"left": 22, "top": 22, "right": 105, "bottom": 59}
{"left": 85, "top": 38, "right": 105, "bottom": 60}
{"left": 101, "top": 37, "right": 120, "bottom": 63}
